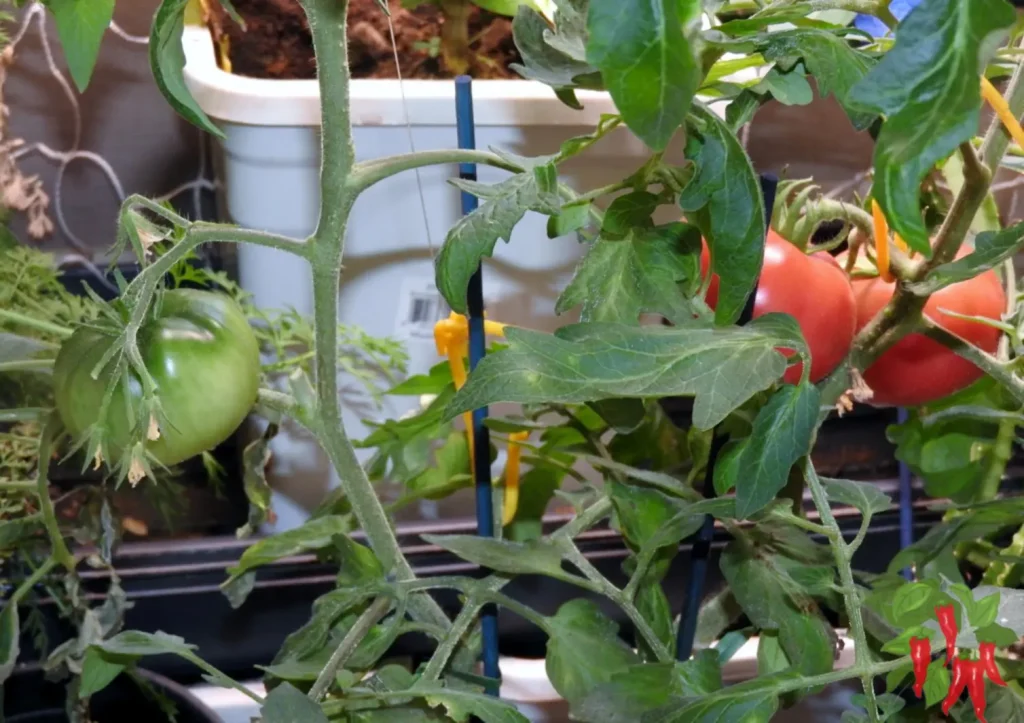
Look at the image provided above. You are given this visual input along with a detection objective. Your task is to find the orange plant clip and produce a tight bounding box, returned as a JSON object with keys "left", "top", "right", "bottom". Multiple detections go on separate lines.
{"left": 982, "top": 75, "right": 1024, "bottom": 151}
{"left": 433, "top": 313, "right": 524, "bottom": 524}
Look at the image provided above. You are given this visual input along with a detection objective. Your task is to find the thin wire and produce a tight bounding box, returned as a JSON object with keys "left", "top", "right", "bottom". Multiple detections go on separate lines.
{"left": 385, "top": 10, "right": 436, "bottom": 260}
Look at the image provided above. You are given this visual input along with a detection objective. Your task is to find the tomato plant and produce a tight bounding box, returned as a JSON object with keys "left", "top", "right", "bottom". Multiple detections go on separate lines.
{"left": 851, "top": 253, "right": 1005, "bottom": 407}
{"left": 702, "top": 229, "right": 857, "bottom": 384}
{"left": 53, "top": 289, "right": 260, "bottom": 467}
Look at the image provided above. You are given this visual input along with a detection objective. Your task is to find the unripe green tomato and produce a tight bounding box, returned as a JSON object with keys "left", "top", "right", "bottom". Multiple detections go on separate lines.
{"left": 53, "top": 289, "right": 260, "bottom": 466}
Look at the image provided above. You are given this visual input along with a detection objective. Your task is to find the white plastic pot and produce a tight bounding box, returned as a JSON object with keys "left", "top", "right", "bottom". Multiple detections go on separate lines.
{"left": 181, "top": 26, "right": 759, "bottom": 527}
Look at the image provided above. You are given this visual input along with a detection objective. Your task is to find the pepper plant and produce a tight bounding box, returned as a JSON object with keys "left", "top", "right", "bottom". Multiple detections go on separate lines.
{"left": 8, "top": 0, "right": 1024, "bottom": 721}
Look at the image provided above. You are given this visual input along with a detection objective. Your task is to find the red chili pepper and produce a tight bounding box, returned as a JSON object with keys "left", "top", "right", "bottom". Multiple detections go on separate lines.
{"left": 965, "top": 659, "right": 988, "bottom": 723}
{"left": 909, "top": 637, "right": 931, "bottom": 697}
{"left": 979, "top": 642, "right": 1007, "bottom": 687}
{"left": 942, "top": 657, "right": 968, "bottom": 716}
{"left": 935, "top": 605, "right": 958, "bottom": 662}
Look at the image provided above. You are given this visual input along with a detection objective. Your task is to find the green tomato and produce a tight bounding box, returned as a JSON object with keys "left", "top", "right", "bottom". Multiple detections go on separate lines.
{"left": 53, "top": 289, "right": 260, "bottom": 467}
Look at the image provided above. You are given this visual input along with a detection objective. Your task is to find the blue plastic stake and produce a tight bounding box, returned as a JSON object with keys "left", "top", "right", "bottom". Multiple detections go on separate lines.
{"left": 897, "top": 407, "right": 914, "bottom": 580}
{"left": 675, "top": 174, "right": 777, "bottom": 662}
{"left": 454, "top": 74, "right": 501, "bottom": 694}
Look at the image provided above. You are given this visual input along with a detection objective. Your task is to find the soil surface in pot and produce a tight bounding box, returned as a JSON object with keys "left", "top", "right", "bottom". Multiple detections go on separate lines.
{"left": 207, "top": 0, "right": 521, "bottom": 80}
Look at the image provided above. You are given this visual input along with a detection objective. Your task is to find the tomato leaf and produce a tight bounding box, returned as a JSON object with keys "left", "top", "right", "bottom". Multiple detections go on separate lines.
{"left": 224, "top": 515, "right": 352, "bottom": 588}
{"left": 823, "top": 478, "right": 892, "bottom": 524}
{"left": 679, "top": 104, "right": 766, "bottom": 325}
{"left": 422, "top": 534, "right": 569, "bottom": 577}
{"left": 78, "top": 648, "right": 128, "bottom": 699}
{"left": 150, "top": 0, "right": 225, "bottom": 138}
{"left": 556, "top": 222, "right": 702, "bottom": 324}
{"left": 734, "top": 383, "right": 821, "bottom": 519}
{"left": 275, "top": 588, "right": 377, "bottom": 663}
{"left": 420, "top": 688, "right": 530, "bottom": 723}
{"left": 571, "top": 659, "right": 720, "bottom": 722}
{"left": 446, "top": 315, "right": 802, "bottom": 430}
{"left": 586, "top": 0, "right": 701, "bottom": 150}
{"left": 909, "top": 220, "right": 1024, "bottom": 295}
{"left": 261, "top": 682, "right": 329, "bottom": 723}
{"left": 847, "top": 0, "right": 1014, "bottom": 254}
{"left": 46, "top": 0, "right": 115, "bottom": 92}
{"left": 756, "top": 29, "right": 877, "bottom": 129}
{"left": 436, "top": 166, "right": 560, "bottom": 313}
{"left": 237, "top": 424, "right": 277, "bottom": 538}
{"left": 511, "top": 3, "right": 602, "bottom": 107}
{"left": 642, "top": 673, "right": 788, "bottom": 723}
{"left": 545, "top": 599, "right": 640, "bottom": 705}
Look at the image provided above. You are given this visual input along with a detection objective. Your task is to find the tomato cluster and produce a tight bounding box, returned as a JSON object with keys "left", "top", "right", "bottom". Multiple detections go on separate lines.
{"left": 701, "top": 230, "right": 1006, "bottom": 406}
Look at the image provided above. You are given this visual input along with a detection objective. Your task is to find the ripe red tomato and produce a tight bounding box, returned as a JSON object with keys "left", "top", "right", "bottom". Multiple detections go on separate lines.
{"left": 851, "top": 254, "right": 1006, "bottom": 407}
{"left": 701, "top": 229, "right": 857, "bottom": 384}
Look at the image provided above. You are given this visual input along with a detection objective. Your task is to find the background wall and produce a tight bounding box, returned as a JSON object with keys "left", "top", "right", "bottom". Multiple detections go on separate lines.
{"left": 4, "top": 1, "right": 210, "bottom": 261}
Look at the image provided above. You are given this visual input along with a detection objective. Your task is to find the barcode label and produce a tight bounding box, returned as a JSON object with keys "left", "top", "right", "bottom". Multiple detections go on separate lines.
{"left": 395, "top": 279, "right": 450, "bottom": 339}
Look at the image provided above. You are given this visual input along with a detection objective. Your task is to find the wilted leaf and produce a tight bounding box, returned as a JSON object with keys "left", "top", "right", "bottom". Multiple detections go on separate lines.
{"left": 422, "top": 534, "right": 568, "bottom": 578}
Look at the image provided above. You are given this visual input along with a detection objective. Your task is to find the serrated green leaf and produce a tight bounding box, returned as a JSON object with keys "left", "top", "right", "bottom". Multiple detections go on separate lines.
{"left": 556, "top": 223, "right": 702, "bottom": 324}
{"left": 47, "top": 0, "right": 115, "bottom": 92}
{"left": 823, "top": 478, "right": 892, "bottom": 522}
{"left": 680, "top": 104, "right": 766, "bottom": 325}
{"left": 225, "top": 515, "right": 351, "bottom": 586}
{"left": 275, "top": 587, "right": 377, "bottom": 663}
{"left": 734, "top": 383, "right": 821, "bottom": 519}
{"left": 261, "top": 682, "right": 329, "bottom": 723}
{"left": 437, "top": 168, "right": 560, "bottom": 312}
{"left": 150, "top": 0, "right": 224, "bottom": 138}
{"left": 757, "top": 29, "right": 876, "bottom": 129}
{"left": 572, "top": 663, "right": 689, "bottom": 722}
{"left": 93, "top": 630, "right": 195, "bottom": 658}
{"left": 586, "top": 0, "right": 701, "bottom": 150}
{"left": 909, "top": 221, "right": 1024, "bottom": 295}
{"left": 545, "top": 599, "right": 640, "bottom": 705}
{"left": 758, "top": 65, "right": 813, "bottom": 106}
{"left": 421, "top": 687, "right": 530, "bottom": 723}
{"left": 422, "top": 534, "right": 568, "bottom": 577}
{"left": 847, "top": 0, "right": 1014, "bottom": 253}
{"left": 447, "top": 315, "right": 800, "bottom": 430}
{"left": 510, "top": 3, "right": 602, "bottom": 99}
{"left": 643, "top": 674, "right": 786, "bottom": 723}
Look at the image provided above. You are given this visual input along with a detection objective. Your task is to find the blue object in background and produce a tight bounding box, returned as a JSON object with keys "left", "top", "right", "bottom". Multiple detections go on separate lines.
{"left": 854, "top": 0, "right": 921, "bottom": 37}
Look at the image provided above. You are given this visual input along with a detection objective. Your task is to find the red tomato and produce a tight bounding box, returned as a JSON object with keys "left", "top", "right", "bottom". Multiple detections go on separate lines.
{"left": 851, "top": 253, "right": 1005, "bottom": 407}
{"left": 701, "top": 229, "right": 857, "bottom": 384}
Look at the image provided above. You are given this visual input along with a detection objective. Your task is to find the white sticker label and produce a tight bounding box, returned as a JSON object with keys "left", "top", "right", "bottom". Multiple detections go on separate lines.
{"left": 394, "top": 277, "right": 451, "bottom": 340}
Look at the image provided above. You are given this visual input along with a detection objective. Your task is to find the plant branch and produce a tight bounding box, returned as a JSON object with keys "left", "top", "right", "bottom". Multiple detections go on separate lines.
{"left": 0, "top": 359, "right": 54, "bottom": 373}
{"left": 920, "top": 317, "right": 1024, "bottom": 405}
{"left": 309, "top": 596, "right": 392, "bottom": 702}
{"left": 0, "top": 309, "right": 71, "bottom": 338}
{"left": 35, "top": 413, "right": 75, "bottom": 572}
{"left": 298, "top": 0, "right": 450, "bottom": 635}
{"left": 804, "top": 459, "right": 879, "bottom": 721}
{"left": 349, "top": 150, "right": 523, "bottom": 194}
{"left": 6, "top": 555, "right": 57, "bottom": 606}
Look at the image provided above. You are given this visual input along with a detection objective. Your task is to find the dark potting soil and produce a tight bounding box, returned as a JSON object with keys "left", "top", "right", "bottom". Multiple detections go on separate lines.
{"left": 206, "top": 0, "right": 522, "bottom": 80}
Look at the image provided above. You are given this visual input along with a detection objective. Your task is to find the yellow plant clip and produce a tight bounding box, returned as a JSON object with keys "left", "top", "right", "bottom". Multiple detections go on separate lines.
{"left": 982, "top": 75, "right": 1024, "bottom": 151}
{"left": 433, "top": 312, "right": 524, "bottom": 524}
{"left": 871, "top": 199, "right": 894, "bottom": 282}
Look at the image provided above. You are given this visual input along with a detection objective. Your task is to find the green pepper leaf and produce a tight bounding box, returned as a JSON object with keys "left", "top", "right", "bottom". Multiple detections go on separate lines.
{"left": 680, "top": 104, "right": 766, "bottom": 325}
{"left": 847, "top": 0, "right": 1014, "bottom": 253}
{"left": 446, "top": 315, "right": 802, "bottom": 430}
{"left": 46, "top": 0, "right": 116, "bottom": 93}
{"left": 586, "top": 0, "right": 701, "bottom": 150}
{"left": 150, "top": 0, "right": 225, "bottom": 138}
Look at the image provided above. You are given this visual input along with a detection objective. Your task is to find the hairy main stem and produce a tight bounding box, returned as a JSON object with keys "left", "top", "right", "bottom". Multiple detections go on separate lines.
{"left": 299, "top": 0, "right": 449, "bottom": 632}
{"left": 804, "top": 459, "right": 879, "bottom": 721}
